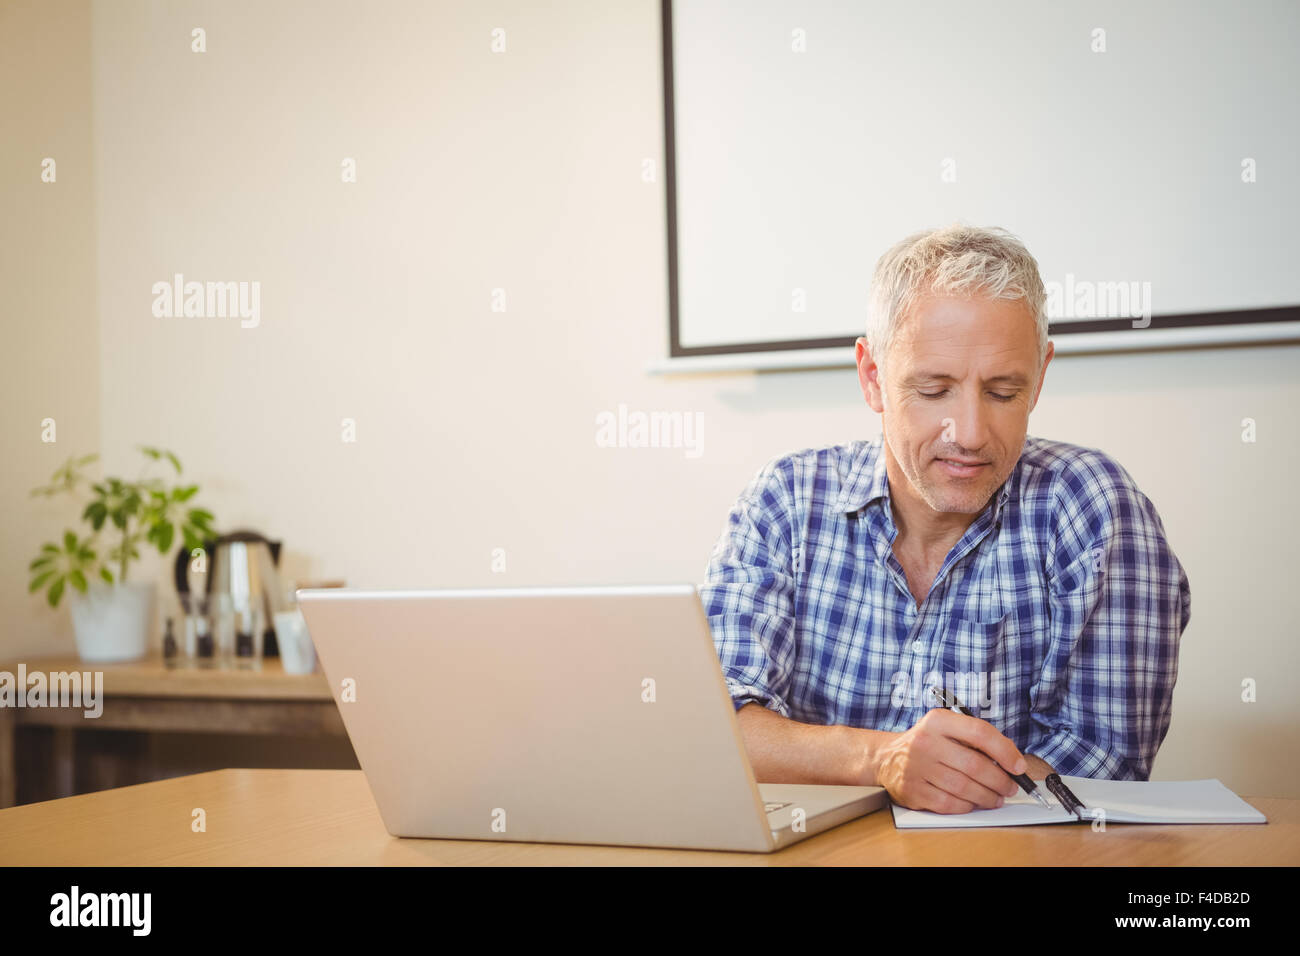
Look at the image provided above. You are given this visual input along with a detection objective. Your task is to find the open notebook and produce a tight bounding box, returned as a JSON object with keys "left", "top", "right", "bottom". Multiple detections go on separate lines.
{"left": 891, "top": 776, "right": 1267, "bottom": 828}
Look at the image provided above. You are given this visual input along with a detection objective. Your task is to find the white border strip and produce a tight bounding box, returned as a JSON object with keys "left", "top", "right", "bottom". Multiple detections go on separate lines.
{"left": 646, "top": 322, "right": 1300, "bottom": 375}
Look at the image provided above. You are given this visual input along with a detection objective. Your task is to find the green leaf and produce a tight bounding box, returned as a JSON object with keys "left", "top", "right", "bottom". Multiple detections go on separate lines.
{"left": 78, "top": 547, "right": 95, "bottom": 562}
{"left": 41, "top": 543, "right": 60, "bottom": 555}
{"left": 75, "top": 454, "right": 99, "bottom": 466}
{"left": 63, "top": 530, "right": 77, "bottom": 552}
{"left": 165, "top": 450, "right": 182, "bottom": 474}
{"left": 29, "top": 555, "right": 55, "bottom": 571}
{"left": 69, "top": 570, "right": 88, "bottom": 593}
{"left": 140, "top": 446, "right": 160, "bottom": 460}
{"left": 99, "top": 567, "right": 114, "bottom": 584}
{"left": 175, "top": 485, "right": 198, "bottom": 502}
{"left": 156, "top": 522, "right": 175, "bottom": 553}
{"left": 111, "top": 509, "right": 127, "bottom": 530}
{"left": 188, "top": 508, "right": 215, "bottom": 525}
{"left": 47, "top": 577, "right": 65, "bottom": 607}
{"left": 29, "top": 570, "right": 57, "bottom": 592}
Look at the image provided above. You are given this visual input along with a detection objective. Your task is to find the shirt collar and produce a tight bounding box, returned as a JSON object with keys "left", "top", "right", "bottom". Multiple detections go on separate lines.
{"left": 833, "top": 437, "right": 890, "bottom": 514}
{"left": 834, "top": 435, "right": 1018, "bottom": 522}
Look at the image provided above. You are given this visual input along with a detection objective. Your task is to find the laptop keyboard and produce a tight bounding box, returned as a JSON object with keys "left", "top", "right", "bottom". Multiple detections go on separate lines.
{"left": 764, "top": 801, "right": 791, "bottom": 813}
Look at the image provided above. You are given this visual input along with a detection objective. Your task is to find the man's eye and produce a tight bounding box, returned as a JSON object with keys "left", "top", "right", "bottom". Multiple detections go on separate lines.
{"left": 989, "top": 392, "right": 1017, "bottom": 402}
{"left": 918, "top": 390, "right": 947, "bottom": 399}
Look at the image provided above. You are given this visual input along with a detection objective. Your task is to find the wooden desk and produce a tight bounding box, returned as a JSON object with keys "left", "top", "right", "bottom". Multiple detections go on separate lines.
{"left": 0, "top": 655, "right": 346, "bottom": 808}
{"left": 0, "top": 768, "right": 1293, "bottom": 865}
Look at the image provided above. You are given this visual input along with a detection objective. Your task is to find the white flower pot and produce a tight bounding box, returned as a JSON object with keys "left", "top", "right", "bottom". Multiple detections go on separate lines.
{"left": 68, "top": 581, "right": 155, "bottom": 663}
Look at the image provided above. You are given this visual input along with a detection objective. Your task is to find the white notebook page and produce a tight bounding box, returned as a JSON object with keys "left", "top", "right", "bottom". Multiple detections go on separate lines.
{"left": 891, "top": 776, "right": 1266, "bottom": 828}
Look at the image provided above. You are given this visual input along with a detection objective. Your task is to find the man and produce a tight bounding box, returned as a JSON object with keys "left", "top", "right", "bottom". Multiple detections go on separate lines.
{"left": 701, "top": 224, "right": 1190, "bottom": 814}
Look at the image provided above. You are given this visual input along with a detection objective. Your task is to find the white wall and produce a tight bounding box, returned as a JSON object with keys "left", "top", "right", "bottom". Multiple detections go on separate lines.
{"left": 1, "top": 0, "right": 100, "bottom": 656}
{"left": 5, "top": 0, "right": 1297, "bottom": 798}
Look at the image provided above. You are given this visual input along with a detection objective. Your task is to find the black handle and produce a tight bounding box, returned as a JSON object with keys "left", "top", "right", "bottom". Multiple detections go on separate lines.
{"left": 173, "top": 539, "right": 214, "bottom": 609}
{"left": 174, "top": 542, "right": 200, "bottom": 598}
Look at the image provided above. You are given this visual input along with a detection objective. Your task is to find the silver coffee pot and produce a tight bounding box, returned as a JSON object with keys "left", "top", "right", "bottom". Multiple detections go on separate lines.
{"left": 175, "top": 529, "right": 285, "bottom": 657}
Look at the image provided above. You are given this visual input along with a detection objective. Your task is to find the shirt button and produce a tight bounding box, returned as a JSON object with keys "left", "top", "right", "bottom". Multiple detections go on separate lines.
{"left": 911, "top": 639, "right": 923, "bottom": 652}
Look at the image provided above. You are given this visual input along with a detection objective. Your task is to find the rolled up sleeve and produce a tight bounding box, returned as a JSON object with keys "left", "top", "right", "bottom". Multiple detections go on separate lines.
{"left": 698, "top": 460, "right": 798, "bottom": 718}
{"left": 1028, "top": 453, "right": 1191, "bottom": 780}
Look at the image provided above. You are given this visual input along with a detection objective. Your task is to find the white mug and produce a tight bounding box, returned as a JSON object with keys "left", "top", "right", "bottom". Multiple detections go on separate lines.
{"left": 273, "top": 609, "right": 318, "bottom": 674}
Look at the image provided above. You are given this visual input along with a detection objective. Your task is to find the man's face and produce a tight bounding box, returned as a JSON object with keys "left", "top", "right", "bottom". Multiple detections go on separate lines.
{"left": 856, "top": 294, "right": 1053, "bottom": 516}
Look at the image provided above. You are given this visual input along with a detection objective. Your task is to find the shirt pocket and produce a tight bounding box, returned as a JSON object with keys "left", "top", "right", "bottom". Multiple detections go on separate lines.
{"left": 937, "top": 612, "right": 1010, "bottom": 721}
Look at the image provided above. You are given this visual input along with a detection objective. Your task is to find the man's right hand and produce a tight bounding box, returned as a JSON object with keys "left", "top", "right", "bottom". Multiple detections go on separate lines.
{"left": 871, "top": 708, "right": 1026, "bottom": 813}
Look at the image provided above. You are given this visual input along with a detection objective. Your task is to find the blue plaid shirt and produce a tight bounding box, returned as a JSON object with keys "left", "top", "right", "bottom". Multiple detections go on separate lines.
{"left": 700, "top": 435, "right": 1190, "bottom": 781}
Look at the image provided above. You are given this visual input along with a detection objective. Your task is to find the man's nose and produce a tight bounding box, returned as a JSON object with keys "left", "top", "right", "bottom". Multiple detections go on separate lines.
{"left": 947, "top": 391, "right": 992, "bottom": 452}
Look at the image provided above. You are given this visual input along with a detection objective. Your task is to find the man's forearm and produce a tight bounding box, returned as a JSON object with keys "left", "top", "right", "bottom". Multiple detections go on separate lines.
{"left": 735, "top": 702, "right": 1055, "bottom": 787}
{"left": 735, "top": 701, "right": 892, "bottom": 786}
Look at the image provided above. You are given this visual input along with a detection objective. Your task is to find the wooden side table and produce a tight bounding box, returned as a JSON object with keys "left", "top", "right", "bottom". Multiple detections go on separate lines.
{"left": 0, "top": 653, "right": 347, "bottom": 808}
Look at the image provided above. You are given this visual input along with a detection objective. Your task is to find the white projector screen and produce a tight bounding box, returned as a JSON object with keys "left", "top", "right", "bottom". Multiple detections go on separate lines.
{"left": 659, "top": 0, "right": 1300, "bottom": 370}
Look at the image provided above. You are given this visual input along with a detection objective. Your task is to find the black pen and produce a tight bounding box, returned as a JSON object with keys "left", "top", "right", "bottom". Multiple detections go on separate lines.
{"left": 930, "top": 686, "right": 1053, "bottom": 809}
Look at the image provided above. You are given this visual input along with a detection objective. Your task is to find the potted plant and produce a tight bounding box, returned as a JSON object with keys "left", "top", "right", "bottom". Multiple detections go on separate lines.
{"left": 29, "top": 447, "right": 217, "bottom": 662}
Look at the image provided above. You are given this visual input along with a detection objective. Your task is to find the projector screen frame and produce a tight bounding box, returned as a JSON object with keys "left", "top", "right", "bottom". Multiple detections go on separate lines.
{"left": 657, "top": 0, "right": 1300, "bottom": 372}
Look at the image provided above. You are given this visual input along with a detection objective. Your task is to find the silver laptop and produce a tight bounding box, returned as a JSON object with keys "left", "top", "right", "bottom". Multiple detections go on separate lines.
{"left": 296, "top": 584, "right": 886, "bottom": 852}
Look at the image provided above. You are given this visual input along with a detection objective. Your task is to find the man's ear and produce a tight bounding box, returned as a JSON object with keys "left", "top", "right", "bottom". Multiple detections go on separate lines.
{"left": 1030, "top": 340, "right": 1054, "bottom": 411}
{"left": 856, "top": 338, "right": 886, "bottom": 413}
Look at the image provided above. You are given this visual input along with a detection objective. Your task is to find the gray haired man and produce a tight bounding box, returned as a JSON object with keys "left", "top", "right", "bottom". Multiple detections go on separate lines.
{"left": 701, "top": 224, "right": 1190, "bottom": 813}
